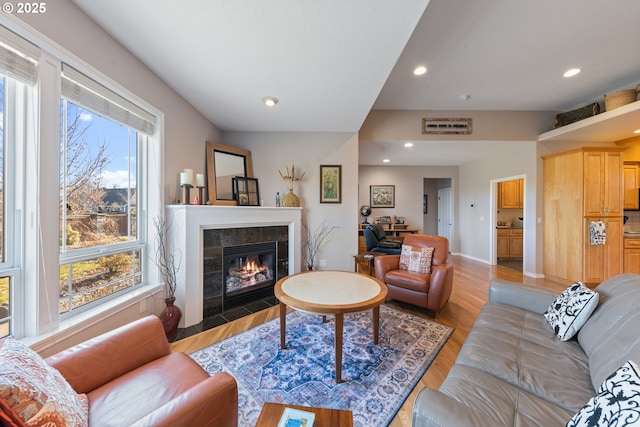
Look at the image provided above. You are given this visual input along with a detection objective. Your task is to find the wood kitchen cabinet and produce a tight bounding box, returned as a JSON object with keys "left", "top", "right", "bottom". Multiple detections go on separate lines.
{"left": 497, "top": 228, "right": 510, "bottom": 258}
{"left": 543, "top": 147, "right": 625, "bottom": 285}
{"left": 583, "top": 150, "right": 624, "bottom": 216}
{"left": 582, "top": 217, "right": 623, "bottom": 284}
{"left": 498, "top": 179, "right": 523, "bottom": 209}
{"left": 624, "top": 238, "right": 640, "bottom": 274}
{"left": 497, "top": 228, "right": 523, "bottom": 259}
{"left": 623, "top": 164, "right": 639, "bottom": 210}
{"left": 509, "top": 228, "right": 524, "bottom": 258}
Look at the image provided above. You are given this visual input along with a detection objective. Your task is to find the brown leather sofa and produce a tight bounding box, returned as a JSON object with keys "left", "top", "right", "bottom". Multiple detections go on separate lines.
{"left": 374, "top": 234, "right": 453, "bottom": 316}
{"left": 45, "top": 315, "right": 238, "bottom": 427}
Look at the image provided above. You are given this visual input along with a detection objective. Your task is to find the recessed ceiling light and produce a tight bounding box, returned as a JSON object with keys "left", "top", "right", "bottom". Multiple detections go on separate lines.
{"left": 563, "top": 68, "right": 581, "bottom": 78}
{"left": 383, "top": 159, "right": 390, "bottom": 163}
{"left": 634, "top": 129, "right": 640, "bottom": 134}
{"left": 404, "top": 142, "right": 414, "bottom": 148}
{"left": 263, "top": 96, "right": 279, "bottom": 106}
{"left": 413, "top": 66, "right": 427, "bottom": 76}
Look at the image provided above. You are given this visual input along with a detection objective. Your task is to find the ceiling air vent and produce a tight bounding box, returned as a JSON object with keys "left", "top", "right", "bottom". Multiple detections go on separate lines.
{"left": 422, "top": 118, "right": 472, "bottom": 135}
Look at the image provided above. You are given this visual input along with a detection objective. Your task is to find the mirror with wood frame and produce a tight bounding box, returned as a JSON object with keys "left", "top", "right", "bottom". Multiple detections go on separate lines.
{"left": 206, "top": 142, "right": 253, "bottom": 205}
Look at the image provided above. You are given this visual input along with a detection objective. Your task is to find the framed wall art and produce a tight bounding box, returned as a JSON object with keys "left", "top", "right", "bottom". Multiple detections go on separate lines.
{"left": 370, "top": 185, "right": 395, "bottom": 208}
{"left": 320, "top": 165, "right": 341, "bottom": 203}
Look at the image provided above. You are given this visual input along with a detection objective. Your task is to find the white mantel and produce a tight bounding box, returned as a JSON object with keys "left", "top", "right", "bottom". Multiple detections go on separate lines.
{"left": 166, "top": 205, "right": 303, "bottom": 327}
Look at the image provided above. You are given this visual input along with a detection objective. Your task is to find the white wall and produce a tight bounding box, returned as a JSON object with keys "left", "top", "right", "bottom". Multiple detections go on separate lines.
{"left": 359, "top": 166, "right": 460, "bottom": 253}
{"left": 459, "top": 141, "right": 541, "bottom": 276}
{"left": 223, "top": 132, "right": 359, "bottom": 271}
{"left": 357, "top": 142, "right": 542, "bottom": 276}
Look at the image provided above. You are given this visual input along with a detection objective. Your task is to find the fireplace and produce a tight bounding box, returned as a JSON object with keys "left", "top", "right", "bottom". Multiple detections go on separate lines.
{"left": 223, "top": 242, "right": 277, "bottom": 310}
{"left": 202, "top": 224, "right": 290, "bottom": 328}
{"left": 166, "top": 205, "right": 301, "bottom": 329}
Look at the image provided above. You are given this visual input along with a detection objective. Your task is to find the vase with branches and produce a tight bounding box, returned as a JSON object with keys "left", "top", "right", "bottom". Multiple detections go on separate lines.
{"left": 302, "top": 220, "right": 338, "bottom": 270}
{"left": 153, "top": 216, "right": 182, "bottom": 341}
{"left": 278, "top": 164, "right": 305, "bottom": 207}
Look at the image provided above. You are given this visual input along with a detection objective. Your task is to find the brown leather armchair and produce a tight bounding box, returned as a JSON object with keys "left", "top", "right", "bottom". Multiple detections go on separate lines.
{"left": 46, "top": 315, "right": 238, "bottom": 427}
{"left": 374, "top": 234, "right": 453, "bottom": 316}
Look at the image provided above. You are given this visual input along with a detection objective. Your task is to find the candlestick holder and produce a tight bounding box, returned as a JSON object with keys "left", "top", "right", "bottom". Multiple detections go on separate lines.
{"left": 181, "top": 184, "right": 192, "bottom": 205}
{"left": 196, "top": 186, "right": 205, "bottom": 205}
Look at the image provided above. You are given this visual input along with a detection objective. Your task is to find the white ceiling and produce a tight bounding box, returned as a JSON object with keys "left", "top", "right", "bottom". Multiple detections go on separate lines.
{"left": 72, "top": 0, "right": 640, "bottom": 166}
{"left": 71, "top": 0, "right": 430, "bottom": 133}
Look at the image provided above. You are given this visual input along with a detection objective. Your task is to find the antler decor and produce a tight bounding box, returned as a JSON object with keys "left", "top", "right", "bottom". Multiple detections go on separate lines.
{"left": 278, "top": 164, "right": 305, "bottom": 191}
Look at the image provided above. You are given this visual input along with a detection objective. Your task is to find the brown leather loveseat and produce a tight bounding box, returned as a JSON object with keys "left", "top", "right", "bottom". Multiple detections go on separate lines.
{"left": 45, "top": 315, "right": 238, "bottom": 427}
{"left": 374, "top": 234, "right": 453, "bottom": 316}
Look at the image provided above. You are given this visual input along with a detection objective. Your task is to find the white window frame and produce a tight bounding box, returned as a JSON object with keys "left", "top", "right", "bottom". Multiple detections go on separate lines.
{"left": 1, "top": 17, "right": 164, "bottom": 339}
{"left": 0, "top": 62, "right": 37, "bottom": 339}
{"left": 58, "top": 95, "right": 145, "bottom": 317}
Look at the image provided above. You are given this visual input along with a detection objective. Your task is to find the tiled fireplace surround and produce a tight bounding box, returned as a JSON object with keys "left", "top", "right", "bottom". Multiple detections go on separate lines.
{"left": 166, "top": 205, "right": 302, "bottom": 331}
{"left": 202, "top": 225, "right": 288, "bottom": 330}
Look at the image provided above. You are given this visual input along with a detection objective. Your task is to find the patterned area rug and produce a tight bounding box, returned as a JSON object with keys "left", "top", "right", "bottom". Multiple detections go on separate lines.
{"left": 190, "top": 305, "right": 453, "bottom": 427}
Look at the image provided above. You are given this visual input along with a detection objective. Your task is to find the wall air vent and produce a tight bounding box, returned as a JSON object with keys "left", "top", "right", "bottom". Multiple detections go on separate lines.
{"left": 422, "top": 118, "right": 472, "bottom": 135}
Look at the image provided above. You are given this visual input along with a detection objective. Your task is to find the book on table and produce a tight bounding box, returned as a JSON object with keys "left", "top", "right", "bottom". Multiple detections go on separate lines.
{"left": 277, "top": 407, "right": 315, "bottom": 427}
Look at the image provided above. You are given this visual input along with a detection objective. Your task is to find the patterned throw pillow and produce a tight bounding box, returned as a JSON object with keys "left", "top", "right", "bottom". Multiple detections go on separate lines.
{"left": 567, "top": 360, "right": 640, "bottom": 426}
{"left": 0, "top": 336, "right": 89, "bottom": 427}
{"left": 399, "top": 245, "right": 434, "bottom": 274}
{"left": 543, "top": 281, "right": 599, "bottom": 341}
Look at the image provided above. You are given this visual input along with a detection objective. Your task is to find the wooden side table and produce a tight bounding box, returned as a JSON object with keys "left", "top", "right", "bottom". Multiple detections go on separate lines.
{"left": 255, "top": 402, "right": 353, "bottom": 427}
{"left": 353, "top": 252, "right": 378, "bottom": 276}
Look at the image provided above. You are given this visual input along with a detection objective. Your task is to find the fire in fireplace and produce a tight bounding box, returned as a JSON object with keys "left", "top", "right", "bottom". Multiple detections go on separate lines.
{"left": 226, "top": 254, "right": 273, "bottom": 293}
{"left": 223, "top": 242, "right": 277, "bottom": 310}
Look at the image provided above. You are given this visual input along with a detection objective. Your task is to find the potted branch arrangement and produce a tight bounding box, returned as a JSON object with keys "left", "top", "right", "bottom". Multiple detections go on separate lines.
{"left": 303, "top": 220, "right": 338, "bottom": 270}
{"left": 153, "top": 216, "right": 182, "bottom": 341}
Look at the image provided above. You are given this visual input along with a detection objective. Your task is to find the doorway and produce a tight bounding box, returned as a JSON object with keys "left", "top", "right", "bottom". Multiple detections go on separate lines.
{"left": 438, "top": 188, "right": 453, "bottom": 244}
{"left": 492, "top": 176, "right": 525, "bottom": 272}
{"left": 423, "top": 178, "right": 453, "bottom": 246}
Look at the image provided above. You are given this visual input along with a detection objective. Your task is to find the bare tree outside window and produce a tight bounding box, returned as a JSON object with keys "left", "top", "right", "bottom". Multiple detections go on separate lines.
{"left": 59, "top": 100, "right": 140, "bottom": 314}
{"left": 62, "top": 107, "right": 110, "bottom": 216}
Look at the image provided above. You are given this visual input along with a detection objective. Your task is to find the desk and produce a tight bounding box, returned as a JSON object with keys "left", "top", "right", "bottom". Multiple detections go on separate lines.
{"left": 357, "top": 226, "right": 420, "bottom": 253}
{"left": 274, "top": 271, "right": 388, "bottom": 383}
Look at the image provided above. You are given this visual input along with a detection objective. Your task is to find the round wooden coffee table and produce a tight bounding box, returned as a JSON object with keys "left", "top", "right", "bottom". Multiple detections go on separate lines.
{"left": 274, "top": 270, "right": 388, "bottom": 383}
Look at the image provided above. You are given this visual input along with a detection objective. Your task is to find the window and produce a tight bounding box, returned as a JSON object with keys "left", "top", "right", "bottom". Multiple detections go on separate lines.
{"left": 0, "top": 25, "right": 39, "bottom": 338}
{"left": 0, "top": 76, "right": 7, "bottom": 337}
{"left": 0, "top": 23, "right": 162, "bottom": 339}
{"left": 59, "top": 65, "right": 155, "bottom": 315}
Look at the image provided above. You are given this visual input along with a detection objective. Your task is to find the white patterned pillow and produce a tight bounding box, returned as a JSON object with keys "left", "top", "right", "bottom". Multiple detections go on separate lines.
{"left": 543, "top": 281, "right": 598, "bottom": 341}
{"left": 567, "top": 360, "right": 640, "bottom": 427}
{"left": 0, "top": 336, "right": 89, "bottom": 426}
{"left": 399, "top": 245, "right": 434, "bottom": 274}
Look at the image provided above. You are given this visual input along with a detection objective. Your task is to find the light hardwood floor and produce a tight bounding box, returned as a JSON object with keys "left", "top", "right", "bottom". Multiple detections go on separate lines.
{"left": 171, "top": 256, "right": 566, "bottom": 426}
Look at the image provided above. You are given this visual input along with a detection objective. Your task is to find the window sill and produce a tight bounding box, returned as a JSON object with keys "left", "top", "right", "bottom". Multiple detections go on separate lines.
{"left": 22, "top": 283, "right": 163, "bottom": 354}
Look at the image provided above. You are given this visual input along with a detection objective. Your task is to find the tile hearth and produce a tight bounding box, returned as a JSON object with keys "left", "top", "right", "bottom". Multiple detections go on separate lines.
{"left": 174, "top": 295, "right": 278, "bottom": 342}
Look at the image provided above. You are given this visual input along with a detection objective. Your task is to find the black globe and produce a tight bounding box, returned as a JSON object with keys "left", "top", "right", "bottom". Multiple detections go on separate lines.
{"left": 360, "top": 205, "right": 372, "bottom": 218}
